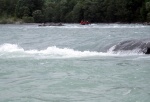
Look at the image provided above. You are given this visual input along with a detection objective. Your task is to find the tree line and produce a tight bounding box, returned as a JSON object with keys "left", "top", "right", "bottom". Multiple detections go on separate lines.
{"left": 0, "top": 0, "right": 150, "bottom": 23}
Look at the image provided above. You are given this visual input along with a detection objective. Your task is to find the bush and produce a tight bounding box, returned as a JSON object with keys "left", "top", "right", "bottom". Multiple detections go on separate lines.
{"left": 0, "top": 19, "right": 7, "bottom": 24}
{"left": 32, "top": 10, "right": 44, "bottom": 23}
{"left": 23, "top": 16, "right": 34, "bottom": 23}
{"left": 0, "top": 18, "right": 15, "bottom": 24}
{"left": 147, "top": 13, "right": 150, "bottom": 21}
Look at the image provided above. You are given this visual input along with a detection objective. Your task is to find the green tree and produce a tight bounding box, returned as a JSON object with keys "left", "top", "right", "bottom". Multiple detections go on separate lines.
{"left": 32, "top": 10, "right": 44, "bottom": 23}
{"left": 0, "top": 0, "right": 149, "bottom": 23}
{"left": 104, "top": 0, "right": 117, "bottom": 22}
{"left": 146, "top": 1, "right": 150, "bottom": 21}
{"left": 72, "top": 2, "right": 84, "bottom": 22}
{"left": 15, "top": 0, "right": 44, "bottom": 18}
{"left": 82, "top": 0, "right": 99, "bottom": 22}
{"left": 0, "top": 0, "right": 18, "bottom": 17}
{"left": 146, "top": 2, "right": 150, "bottom": 11}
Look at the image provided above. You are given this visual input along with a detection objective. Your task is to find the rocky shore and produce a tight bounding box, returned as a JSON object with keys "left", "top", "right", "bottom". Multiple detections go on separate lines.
{"left": 38, "top": 23, "right": 64, "bottom": 26}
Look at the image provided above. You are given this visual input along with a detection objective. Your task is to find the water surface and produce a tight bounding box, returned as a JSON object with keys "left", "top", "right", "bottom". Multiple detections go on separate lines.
{"left": 0, "top": 24, "right": 150, "bottom": 102}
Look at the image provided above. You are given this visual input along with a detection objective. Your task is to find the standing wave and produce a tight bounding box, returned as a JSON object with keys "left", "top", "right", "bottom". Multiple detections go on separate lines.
{"left": 0, "top": 43, "right": 112, "bottom": 58}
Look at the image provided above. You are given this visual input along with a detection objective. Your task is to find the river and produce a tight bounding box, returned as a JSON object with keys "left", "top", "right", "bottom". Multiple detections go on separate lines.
{"left": 0, "top": 24, "right": 150, "bottom": 102}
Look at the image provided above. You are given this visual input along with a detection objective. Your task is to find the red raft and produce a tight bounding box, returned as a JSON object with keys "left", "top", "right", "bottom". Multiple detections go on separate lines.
{"left": 80, "top": 20, "right": 90, "bottom": 25}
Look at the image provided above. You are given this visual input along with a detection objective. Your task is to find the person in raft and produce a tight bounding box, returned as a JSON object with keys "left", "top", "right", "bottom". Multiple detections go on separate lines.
{"left": 80, "top": 20, "right": 90, "bottom": 25}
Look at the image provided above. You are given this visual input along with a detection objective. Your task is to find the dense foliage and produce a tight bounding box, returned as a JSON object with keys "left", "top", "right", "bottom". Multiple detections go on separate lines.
{"left": 0, "top": 0, "right": 150, "bottom": 23}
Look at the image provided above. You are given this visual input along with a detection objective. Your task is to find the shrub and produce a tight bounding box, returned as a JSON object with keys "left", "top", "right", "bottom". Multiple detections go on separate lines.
{"left": 0, "top": 18, "right": 15, "bottom": 24}
{"left": 32, "top": 10, "right": 44, "bottom": 23}
{"left": 23, "top": 16, "right": 34, "bottom": 23}
{"left": 147, "top": 13, "right": 150, "bottom": 21}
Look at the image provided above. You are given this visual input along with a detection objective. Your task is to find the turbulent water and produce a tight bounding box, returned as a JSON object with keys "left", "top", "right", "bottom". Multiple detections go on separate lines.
{"left": 0, "top": 24, "right": 150, "bottom": 102}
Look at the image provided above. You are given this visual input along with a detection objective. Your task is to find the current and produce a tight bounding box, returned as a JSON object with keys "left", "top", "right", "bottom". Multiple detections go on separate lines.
{"left": 0, "top": 24, "right": 150, "bottom": 102}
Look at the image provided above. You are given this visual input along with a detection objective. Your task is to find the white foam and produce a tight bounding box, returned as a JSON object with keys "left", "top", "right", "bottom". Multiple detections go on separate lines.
{"left": 0, "top": 43, "right": 24, "bottom": 52}
{"left": 27, "top": 46, "right": 114, "bottom": 58}
{"left": 37, "top": 24, "right": 147, "bottom": 29}
{"left": 107, "top": 45, "right": 144, "bottom": 55}
{"left": 63, "top": 24, "right": 147, "bottom": 29}
{"left": 0, "top": 43, "right": 144, "bottom": 58}
{"left": 0, "top": 43, "right": 112, "bottom": 58}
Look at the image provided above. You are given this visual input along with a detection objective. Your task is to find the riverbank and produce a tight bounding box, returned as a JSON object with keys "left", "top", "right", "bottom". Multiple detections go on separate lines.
{"left": 0, "top": 18, "right": 150, "bottom": 26}
{"left": 0, "top": 16, "right": 35, "bottom": 24}
{"left": 0, "top": 18, "right": 23, "bottom": 24}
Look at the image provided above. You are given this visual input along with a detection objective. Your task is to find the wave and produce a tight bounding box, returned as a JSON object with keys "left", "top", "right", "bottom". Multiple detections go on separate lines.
{"left": 0, "top": 43, "right": 144, "bottom": 59}
{"left": 37, "top": 24, "right": 147, "bottom": 29}
{"left": 2, "top": 24, "right": 147, "bottom": 30}
{"left": 0, "top": 43, "right": 113, "bottom": 59}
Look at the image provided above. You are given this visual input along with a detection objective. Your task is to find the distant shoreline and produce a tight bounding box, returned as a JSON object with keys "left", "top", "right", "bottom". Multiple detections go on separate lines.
{"left": 0, "top": 21, "right": 150, "bottom": 26}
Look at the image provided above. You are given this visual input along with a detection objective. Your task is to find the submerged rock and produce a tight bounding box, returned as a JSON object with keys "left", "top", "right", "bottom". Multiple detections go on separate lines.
{"left": 38, "top": 23, "right": 64, "bottom": 26}
{"left": 110, "top": 39, "right": 150, "bottom": 54}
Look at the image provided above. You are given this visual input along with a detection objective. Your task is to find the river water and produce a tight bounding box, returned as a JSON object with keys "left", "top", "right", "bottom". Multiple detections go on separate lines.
{"left": 0, "top": 24, "right": 150, "bottom": 102}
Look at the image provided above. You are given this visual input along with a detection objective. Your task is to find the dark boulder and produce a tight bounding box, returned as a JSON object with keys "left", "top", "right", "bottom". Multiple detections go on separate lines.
{"left": 145, "top": 47, "right": 150, "bottom": 54}
{"left": 111, "top": 39, "right": 150, "bottom": 54}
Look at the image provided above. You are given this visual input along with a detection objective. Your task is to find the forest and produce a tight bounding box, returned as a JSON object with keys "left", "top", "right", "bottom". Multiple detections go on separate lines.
{"left": 0, "top": 0, "right": 150, "bottom": 23}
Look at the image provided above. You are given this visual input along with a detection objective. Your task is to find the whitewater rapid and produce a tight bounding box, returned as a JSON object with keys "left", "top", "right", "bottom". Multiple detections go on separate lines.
{"left": 0, "top": 43, "right": 144, "bottom": 59}
{"left": 0, "top": 43, "right": 109, "bottom": 58}
{"left": 0, "top": 24, "right": 150, "bottom": 102}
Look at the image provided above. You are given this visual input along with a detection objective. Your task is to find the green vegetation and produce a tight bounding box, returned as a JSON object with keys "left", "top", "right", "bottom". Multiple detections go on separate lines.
{"left": 0, "top": 0, "right": 150, "bottom": 23}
